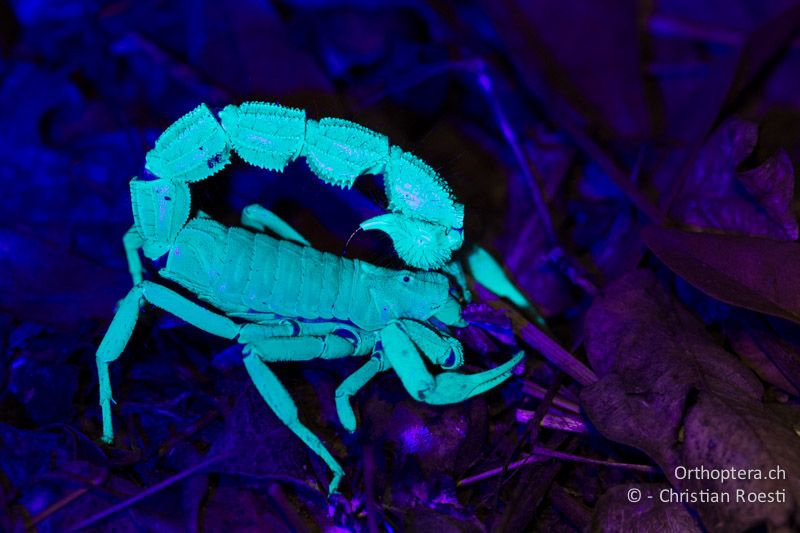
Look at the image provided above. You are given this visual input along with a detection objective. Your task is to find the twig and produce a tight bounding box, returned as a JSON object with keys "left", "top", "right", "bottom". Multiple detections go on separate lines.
{"left": 529, "top": 446, "right": 658, "bottom": 473}
{"left": 458, "top": 447, "right": 658, "bottom": 486}
{"left": 469, "top": 60, "right": 608, "bottom": 302}
{"left": 364, "top": 444, "right": 379, "bottom": 533}
{"left": 268, "top": 482, "right": 307, "bottom": 532}
{"left": 521, "top": 380, "right": 580, "bottom": 413}
{"left": 546, "top": 246, "right": 599, "bottom": 296}
{"left": 516, "top": 409, "right": 588, "bottom": 434}
{"left": 548, "top": 483, "right": 592, "bottom": 530}
{"left": 649, "top": 14, "right": 800, "bottom": 50}
{"left": 356, "top": 58, "right": 483, "bottom": 109}
{"left": 65, "top": 454, "right": 226, "bottom": 532}
{"left": 489, "top": 373, "right": 565, "bottom": 514}
{"left": 29, "top": 470, "right": 106, "bottom": 527}
{"left": 541, "top": 413, "right": 587, "bottom": 434}
{"left": 33, "top": 488, "right": 91, "bottom": 526}
{"left": 111, "top": 32, "right": 229, "bottom": 102}
{"left": 475, "top": 62, "right": 556, "bottom": 244}
{"left": 649, "top": 14, "right": 742, "bottom": 45}
{"left": 156, "top": 411, "right": 220, "bottom": 456}
{"left": 502, "top": 63, "right": 663, "bottom": 222}
{"left": 519, "top": 321, "right": 596, "bottom": 386}
{"left": 28, "top": 427, "right": 110, "bottom": 527}
{"left": 490, "top": 299, "right": 597, "bottom": 385}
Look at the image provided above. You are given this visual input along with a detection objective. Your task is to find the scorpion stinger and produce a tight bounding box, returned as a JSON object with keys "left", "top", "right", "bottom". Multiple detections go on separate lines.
{"left": 341, "top": 225, "right": 362, "bottom": 258}
{"left": 96, "top": 101, "right": 527, "bottom": 496}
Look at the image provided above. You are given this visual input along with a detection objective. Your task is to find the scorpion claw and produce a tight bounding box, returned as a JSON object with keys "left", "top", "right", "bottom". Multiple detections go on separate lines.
{"left": 421, "top": 351, "right": 525, "bottom": 405}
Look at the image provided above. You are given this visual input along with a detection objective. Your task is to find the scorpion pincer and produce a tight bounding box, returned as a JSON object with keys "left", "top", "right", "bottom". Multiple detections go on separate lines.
{"left": 96, "top": 102, "right": 525, "bottom": 494}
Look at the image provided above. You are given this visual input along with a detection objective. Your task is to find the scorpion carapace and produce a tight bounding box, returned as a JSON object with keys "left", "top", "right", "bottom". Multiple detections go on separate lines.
{"left": 96, "top": 102, "right": 525, "bottom": 495}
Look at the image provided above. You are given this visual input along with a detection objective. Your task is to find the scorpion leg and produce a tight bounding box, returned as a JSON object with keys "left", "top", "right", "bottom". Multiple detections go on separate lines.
{"left": 122, "top": 226, "right": 145, "bottom": 285}
{"left": 335, "top": 356, "right": 383, "bottom": 432}
{"left": 381, "top": 322, "right": 525, "bottom": 405}
{"left": 98, "top": 281, "right": 242, "bottom": 444}
{"left": 240, "top": 204, "right": 310, "bottom": 246}
{"left": 96, "top": 285, "right": 145, "bottom": 443}
{"left": 243, "top": 334, "right": 358, "bottom": 361}
{"left": 243, "top": 349, "right": 346, "bottom": 495}
{"left": 140, "top": 281, "right": 240, "bottom": 339}
{"left": 466, "top": 245, "right": 533, "bottom": 310}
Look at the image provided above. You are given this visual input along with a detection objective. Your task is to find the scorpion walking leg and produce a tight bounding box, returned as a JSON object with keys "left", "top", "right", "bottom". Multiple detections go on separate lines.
{"left": 466, "top": 245, "right": 533, "bottom": 311}
{"left": 243, "top": 349, "right": 346, "bottom": 495}
{"left": 335, "top": 357, "right": 383, "bottom": 432}
{"left": 96, "top": 285, "right": 145, "bottom": 443}
{"left": 243, "top": 334, "right": 358, "bottom": 361}
{"left": 98, "top": 281, "right": 242, "bottom": 444}
{"left": 240, "top": 204, "right": 310, "bottom": 246}
{"left": 140, "top": 282, "right": 240, "bottom": 339}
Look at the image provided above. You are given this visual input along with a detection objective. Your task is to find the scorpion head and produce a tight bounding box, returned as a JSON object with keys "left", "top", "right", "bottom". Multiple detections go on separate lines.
{"left": 371, "top": 269, "right": 466, "bottom": 327}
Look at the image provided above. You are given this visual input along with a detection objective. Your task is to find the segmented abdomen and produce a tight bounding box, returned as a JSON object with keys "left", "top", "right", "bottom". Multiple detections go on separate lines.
{"left": 163, "top": 218, "right": 383, "bottom": 329}
{"left": 243, "top": 234, "right": 383, "bottom": 329}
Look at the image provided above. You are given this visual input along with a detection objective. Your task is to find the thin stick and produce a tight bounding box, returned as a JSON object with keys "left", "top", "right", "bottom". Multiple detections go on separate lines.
{"left": 548, "top": 483, "right": 592, "bottom": 530}
{"left": 541, "top": 413, "right": 587, "bottom": 434}
{"left": 458, "top": 447, "right": 657, "bottom": 486}
{"left": 475, "top": 63, "right": 555, "bottom": 244}
{"left": 268, "top": 482, "right": 307, "bottom": 532}
{"left": 475, "top": 62, "right": 606, "bottom": 300}
{"left": 364, "top": 444, "right": 379, "bottom": 533}
{"left": 31, "top": 487, "right": 91, "bottom": 527}
{"left": 521, "top": 380, "right": 580, "bottom": 413}
{"left": 650, "top": 15, "right": 744, "bottom": 46}
{"left": 491, "top": 300, "right": 597, "bottom": 385}
{"left": 156, "top": 411, "right": 220, "bottom": 455}
{"left": 651, "top": 13, "right": 800, "bottom": 50}
{"left": 516, "top": 409, "right": 588, "bottom": 434}
{"left": 358, "top": 58, "right": 482, "bottom": 109}
{"left": 530, "top": 446, "right": 658, "bottom": 473}
{"left": 489, "top": 372, "right": 565, "bottom": 514}
{"left": 480, "top": 16, "right": 665, "bottom": 225}
{"left": 519, "top": 320, "right": 596, "bottom": 386}
{"left": 65, "top": 454, "right": 226, "bottom": 532}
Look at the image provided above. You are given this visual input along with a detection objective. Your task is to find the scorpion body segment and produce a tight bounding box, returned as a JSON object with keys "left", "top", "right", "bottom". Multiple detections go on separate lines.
{"left": 162, "top": 218, "right": 451, "bottom": 330}
{"left": 303, "top": 117, "right": 390, "bottom": 188}
{"left": 96, "top": 102, "right": 526, "bottom": 495}
{"left": 218, "top": 102, "right": 305, "bottom": 172}
{"left": 145, "top": 104, "right": 231, "bottom": 183}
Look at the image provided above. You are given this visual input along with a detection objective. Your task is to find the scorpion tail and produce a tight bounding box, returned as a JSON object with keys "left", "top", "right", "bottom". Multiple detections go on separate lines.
{"left": 372, "top": 146, "right": 465, "bottom": 269}
{"left": 219, "top": 102, "right": 466, "bottom": 270}
{"left": 360, "top": 213, "right": 462, "bottom": 270}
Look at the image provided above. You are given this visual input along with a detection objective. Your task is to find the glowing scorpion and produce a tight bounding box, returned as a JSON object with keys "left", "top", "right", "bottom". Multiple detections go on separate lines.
{"left": 96, "top": 102, "right": 525, "bottom": 494}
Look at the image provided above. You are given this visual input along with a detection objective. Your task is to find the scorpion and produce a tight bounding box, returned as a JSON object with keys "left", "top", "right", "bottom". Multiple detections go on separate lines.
{"left": 96, "top": 102, "right": 525, "bottom": 494}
